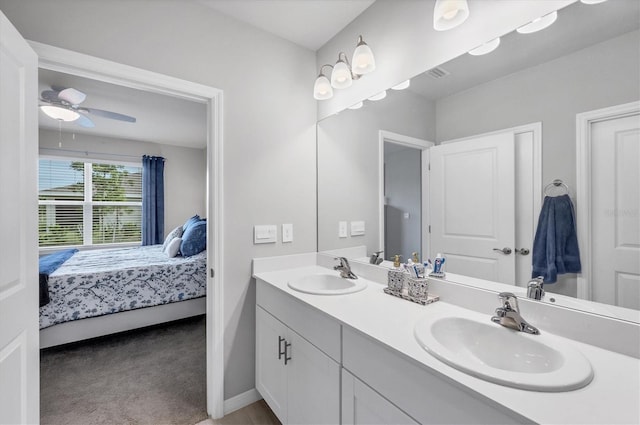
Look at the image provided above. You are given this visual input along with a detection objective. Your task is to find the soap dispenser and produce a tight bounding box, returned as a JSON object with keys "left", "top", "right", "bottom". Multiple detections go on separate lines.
{"left": 393, "top": 255, "right": 402, "bottom": 268}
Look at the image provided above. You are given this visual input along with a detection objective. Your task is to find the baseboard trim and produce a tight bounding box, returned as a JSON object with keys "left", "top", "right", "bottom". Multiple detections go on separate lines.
{"left": 223, "top": 388, "right": 262, "bottom": 415}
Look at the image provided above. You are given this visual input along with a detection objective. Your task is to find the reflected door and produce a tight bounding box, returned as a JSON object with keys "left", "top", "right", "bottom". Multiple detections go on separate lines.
{"left": 430, "top": 132, "right": 515, "bottom": 284}
{"left": 591, "top": 113, "right": 640, "bottom": 309}
{"left": 0, "top": 11, "right": 39, "bottom": 424}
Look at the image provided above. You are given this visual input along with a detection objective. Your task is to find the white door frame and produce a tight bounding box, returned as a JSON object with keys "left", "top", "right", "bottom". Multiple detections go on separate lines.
{"left": 576, "top": 101, "right": 640, "bottom": 301}
{"left": 378, "top": 130, "right": 433, "bottom": 260}
{"left": 30, "top": 42, "right": 225, "bottom": 419}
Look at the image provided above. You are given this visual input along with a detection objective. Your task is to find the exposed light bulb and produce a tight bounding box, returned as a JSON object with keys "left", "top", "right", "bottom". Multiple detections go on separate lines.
{"left": 368, "top": 91, "right": 387, "bottom": 101}
{"left": 468, "top": 37, "right": 501, "bottom": 56}
{"left": 391, "top": 80, "right": 411, "bottom": 90}
{"left": 517, "top": 11, "right": 558, "bottom": 34}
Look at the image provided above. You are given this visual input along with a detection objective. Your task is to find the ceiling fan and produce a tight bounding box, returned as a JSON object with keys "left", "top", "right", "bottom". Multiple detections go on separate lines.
{"left": 39, "top": 86, "right": 136, "bottom": 128}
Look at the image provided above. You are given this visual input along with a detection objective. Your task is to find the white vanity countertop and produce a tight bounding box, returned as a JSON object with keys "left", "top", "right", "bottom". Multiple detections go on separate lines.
{"left": 254, "top": 264, "right": 640, "bottom": 425}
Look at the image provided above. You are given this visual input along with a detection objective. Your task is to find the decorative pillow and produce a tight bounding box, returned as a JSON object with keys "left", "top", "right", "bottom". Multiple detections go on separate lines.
{"left": 180, "top": 219, "right": 206, "bottom": 257}
{"left": 164, "top": 237, "right": 182, "bottom": 258}
{"left": 161, "top": 225, "right": 184, "bottom": 251}
{"left": 182, "top": 214, "right": 201, "bottom": 232}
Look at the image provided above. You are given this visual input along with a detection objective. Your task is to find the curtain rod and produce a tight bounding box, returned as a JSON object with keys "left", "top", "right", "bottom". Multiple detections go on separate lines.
{"left": 39, "top": 147, "right": 142, "bottom": 161}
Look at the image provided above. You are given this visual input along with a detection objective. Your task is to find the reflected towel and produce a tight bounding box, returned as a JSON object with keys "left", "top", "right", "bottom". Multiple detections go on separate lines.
{"left": 532, "top": 195, "right": 581, "bottom": 283}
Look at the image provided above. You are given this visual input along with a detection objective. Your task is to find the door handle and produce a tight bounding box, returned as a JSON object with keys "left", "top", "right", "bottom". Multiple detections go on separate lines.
{"left": 278, "top": 336, "right": 286, "bottom": 360}
{"left": 515, "top": 248, "right": 530, "bottom": 256}
{"left": 284, "top": 341, "right": 292, "bottom": 365}
{"left": 493, "top": 247, "right": 512, "bottom": 255}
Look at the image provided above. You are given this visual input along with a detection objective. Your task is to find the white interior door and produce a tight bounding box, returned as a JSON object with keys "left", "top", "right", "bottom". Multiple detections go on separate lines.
{"left": 0, "top": 11, "right": 39, "bottom": 425}
{"left": 591, "top": 113, "right": 640, "bottom": 309}
{"left": 430, "top": 132, "right": 516, "bottom": 284}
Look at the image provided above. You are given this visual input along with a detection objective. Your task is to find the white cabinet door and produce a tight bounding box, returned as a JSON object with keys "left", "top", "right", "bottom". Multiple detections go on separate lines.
{"left": 288, "top": 332, "right": 340, "bottom": 425}
{"left": 342, "top": 369, "right": 417, "bottom": 425}
{"left": 430, "top": 132, "right": 516, "bottom": 284}
{"left": 0, "top": 11, "right": 39, "bottom": 425}
{"left": 256, "top": 306, "right": 287, "bottom": 423}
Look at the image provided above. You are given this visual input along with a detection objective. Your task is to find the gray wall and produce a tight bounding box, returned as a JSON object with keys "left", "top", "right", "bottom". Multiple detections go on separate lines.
{"left": 39, "top": 129, "right": 206, "bottom": 236}
{"left": 435, "top": 30, "right": 640, "bottom": 296}
{"left": 384, "top": 146, "right": 422, "bottom": 261}
{"left": 2, "top": 0, "right": 317, "bottom": 400}
{"left": 317, "top": 88, "right": 434, "bottom": 254}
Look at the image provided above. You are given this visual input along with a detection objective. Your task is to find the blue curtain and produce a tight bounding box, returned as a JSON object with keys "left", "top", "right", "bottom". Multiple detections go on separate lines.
{"left": 142, "top": 155, "right": 165, "bottom": 245}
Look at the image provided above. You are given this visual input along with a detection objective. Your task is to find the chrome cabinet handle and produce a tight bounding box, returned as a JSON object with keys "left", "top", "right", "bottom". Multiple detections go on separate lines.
{"left": 493, "top": 247, "right": 512, "bottom": 255}
{"left": 515, "top": 248, "right": 530, "bottom": 255}
{"left": 278, "top": 336, "right": 286, "bottom": 360}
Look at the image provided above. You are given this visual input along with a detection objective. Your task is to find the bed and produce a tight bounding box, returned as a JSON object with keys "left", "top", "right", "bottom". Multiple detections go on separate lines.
{"left": 39, "top": 245, "right": 207, "bottom": 348}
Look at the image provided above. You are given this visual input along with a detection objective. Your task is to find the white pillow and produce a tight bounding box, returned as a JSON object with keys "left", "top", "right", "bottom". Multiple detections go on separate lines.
{"left": 162, "top": 225, "right": 184, "bottom": 251}
{"left": 164, "top": 237, "right": 182, "bottom": 258}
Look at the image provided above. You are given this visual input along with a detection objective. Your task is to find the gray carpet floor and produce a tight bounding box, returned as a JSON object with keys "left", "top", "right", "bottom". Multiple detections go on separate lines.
{"left": 40, "top": 315, "right": 208, "bottom": 425}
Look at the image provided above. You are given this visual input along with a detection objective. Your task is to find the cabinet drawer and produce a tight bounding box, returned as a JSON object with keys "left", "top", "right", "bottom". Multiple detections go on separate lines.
{"left": 256, "top": 279, "right": 341, "bottom": 362}
{"left": 342, "top": 327, "right": 530, "bottom": 425}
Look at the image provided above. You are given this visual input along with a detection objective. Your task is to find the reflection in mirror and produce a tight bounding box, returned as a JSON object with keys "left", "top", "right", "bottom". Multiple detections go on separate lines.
{"left": 317, "top": 0, "right": 640, "bottom": 321}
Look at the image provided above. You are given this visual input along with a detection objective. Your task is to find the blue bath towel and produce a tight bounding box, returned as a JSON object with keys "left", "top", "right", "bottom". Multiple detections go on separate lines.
{"left": 532, "top": 195, "right": 581, "bottom": 283}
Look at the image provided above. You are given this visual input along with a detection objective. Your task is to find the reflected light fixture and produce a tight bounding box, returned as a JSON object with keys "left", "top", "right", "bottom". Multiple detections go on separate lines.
{"left": 348, "top": 101, "right": 364, "bottom": 110}
{"left": 468, "top": 37, "right": 501, "bottom": 56}
{"left": 433, "top": 0, "right": 470, "bottom": 31}
{"left": 580, "top": 0, "right": 607, "bottom": 4}
{"left": 391, "top": 80, "right": 411, "bottom": 90}
{"left": 313, "top": 65, "right": 334, "bottom": 100}
{"left": 39, "top": 105, "right": 80, "bottom": 122}
{"left": 368, "top": 91, "right": 387, "bottom": 101}
{"left": 517, "top": 11, "right": 558, "bottom": 34}
{"left": 313, "top": 35, "right": 375, "bottom": 100}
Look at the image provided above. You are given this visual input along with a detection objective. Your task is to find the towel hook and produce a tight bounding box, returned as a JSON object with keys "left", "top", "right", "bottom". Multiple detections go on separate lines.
{"left": 544, "top": 179, "right": 569, "bottom": 197}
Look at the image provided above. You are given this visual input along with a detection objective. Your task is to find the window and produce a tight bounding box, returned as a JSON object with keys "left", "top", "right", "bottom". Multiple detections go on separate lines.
{"left": 38, "top": 158, "right": 142, "bottom": 248}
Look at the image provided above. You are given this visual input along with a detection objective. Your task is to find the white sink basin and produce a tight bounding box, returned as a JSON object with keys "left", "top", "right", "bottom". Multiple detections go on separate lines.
{"left": 414, "top": 316, "right": 593, "bottom": 392}
{"left": 288, "top": 273, "right": 367, "bottom": 295}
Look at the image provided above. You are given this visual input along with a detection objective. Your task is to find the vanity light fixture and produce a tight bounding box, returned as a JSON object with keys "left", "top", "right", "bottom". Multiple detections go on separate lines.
{"left": 391, "top": 80, "right": 411, "bottom": 90}
{"left": 368, "top": 91, "right": 387, "bottom": 101}
{"left": 433, "top": 0, "right": 470, "bottom": 31}
{"left": 516, "top": 11, "right": 558, "bottom": 34}
{"left": 313, "top": 65, "right": 334, "bottom": 100}
{"left": 348, "top": 101, "right": 364, "bottom": 110}
{"left": 313, "top": 35, "right": 375, "bottom": 100}
{"left": 39, "top": 105, "right": 80, "bottom": 122}
{"left": 468, "top": 37, "right": 501, "bottom": 56}
{"left": 580, "top": 0, "right": 607, "bottom": 4}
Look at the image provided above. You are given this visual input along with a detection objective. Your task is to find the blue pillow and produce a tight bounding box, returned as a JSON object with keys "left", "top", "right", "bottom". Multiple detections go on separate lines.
{"left": 180, "top": 219, "right": 206, "bottom": 256}
{"left": 182, "top": 214, "right": 200, "bottom": 232}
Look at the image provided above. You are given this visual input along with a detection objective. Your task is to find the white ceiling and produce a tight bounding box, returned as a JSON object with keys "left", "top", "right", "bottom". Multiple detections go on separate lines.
{"left": 198, "top": 0, "right": 375, "bottom": 51}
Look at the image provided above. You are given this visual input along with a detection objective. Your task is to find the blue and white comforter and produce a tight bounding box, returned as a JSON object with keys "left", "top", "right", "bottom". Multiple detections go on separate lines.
{"left": 39, "top": 245, "right": 207, "bottom": 329}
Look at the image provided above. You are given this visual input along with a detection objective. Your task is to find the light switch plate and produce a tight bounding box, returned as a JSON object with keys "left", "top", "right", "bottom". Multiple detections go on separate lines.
{"left": 254, "top": 225, "right": 277, "bottom": 244}
{"left": 351, "top": 220, "right": 365, "bottom": 236}
{"left": 339, "top": 221, "right": 348, "bottom": 238}
{"left": 282, "top": 223, "right": 293, "bottom": 243}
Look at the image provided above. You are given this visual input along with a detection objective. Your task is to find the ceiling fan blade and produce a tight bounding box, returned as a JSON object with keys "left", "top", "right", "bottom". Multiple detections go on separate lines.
{"left": 75, "top": 114, "right": 95, "bottom": 128}
{"left": 58, "top": 88, "right": 86, "bottom": 105}
{"left": 83, "top": 107, "right": 136, "bottom": 123}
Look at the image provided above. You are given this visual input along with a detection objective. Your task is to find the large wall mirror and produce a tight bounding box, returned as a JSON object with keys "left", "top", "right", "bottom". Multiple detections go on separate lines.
{"left": 317, "top": 0, "right": 640, "bottom": 321}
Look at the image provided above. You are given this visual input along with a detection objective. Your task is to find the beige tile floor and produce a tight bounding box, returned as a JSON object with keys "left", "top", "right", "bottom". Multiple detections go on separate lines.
{"left": 196, "top": 400, "right": 280, "bottom": 425}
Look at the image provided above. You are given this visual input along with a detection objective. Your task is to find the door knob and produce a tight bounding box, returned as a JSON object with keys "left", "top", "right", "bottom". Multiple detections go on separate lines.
{"left": 515, "top": 248, "right": 530, "bottom": 255}
{"left": 493, "top": 247, "right": 512, "bottom": 255}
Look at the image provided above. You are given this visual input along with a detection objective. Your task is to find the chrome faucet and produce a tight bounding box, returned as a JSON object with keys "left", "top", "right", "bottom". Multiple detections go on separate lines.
{"left": 491, "top": 292, "right": 540, "bottom": 335}
{"left": 527, "top": 276, "right": 545, "bottom": 300}
{"left": 334, "top": 257, "right": 357, "bottom": 279}
{"left": 369, "top": 251, "right": 383, "bottom": 265}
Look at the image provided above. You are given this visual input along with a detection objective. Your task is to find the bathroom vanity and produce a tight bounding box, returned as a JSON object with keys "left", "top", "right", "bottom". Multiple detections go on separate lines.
{"left": 253, "top": 253, "right": 640, "bottom": 425}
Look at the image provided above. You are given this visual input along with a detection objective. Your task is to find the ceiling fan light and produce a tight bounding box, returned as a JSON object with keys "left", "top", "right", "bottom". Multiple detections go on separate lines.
{"left": 331, "top": 59, "right": 353, "bottom": 89}
{"left": 351, "top": 36, "right": 376, "bottom": 75}
{"left": 433, "top": 0, "right": 470, "bottom": 31}
{"left": 391, "top": 80, "right": 411, "bottom": 90}
{"left": 517, "top": 11, "right": 558, "bottom": 34}
{"left": 468, "top": 37, "right": 501, "bottom": 56}
{"left": 40, "top": 105, "right": 80, "bottom": 122}
{"left": 314, "top": 74, "right": 333, "bottom": 100}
